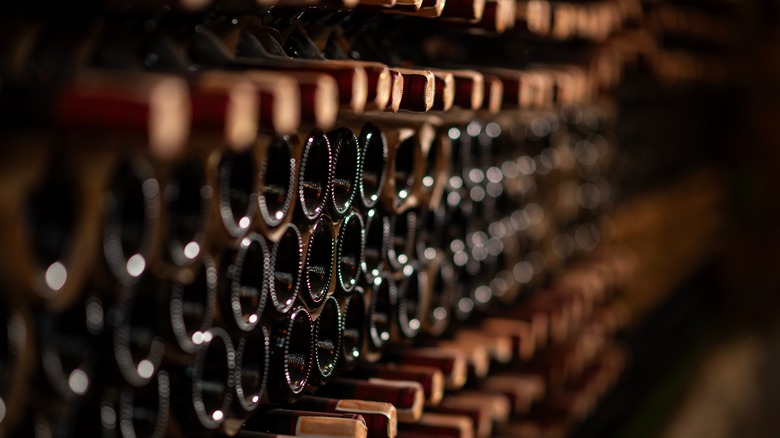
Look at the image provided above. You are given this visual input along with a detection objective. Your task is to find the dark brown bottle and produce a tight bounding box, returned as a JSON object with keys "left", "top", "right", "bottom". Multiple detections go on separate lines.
{"left": 296, "top": 130, "right": 332, "bottom": 223}
{"left": 384, "top": 348, "right": 468, "bottom": 391}
{"left": 326, "top": 128, "right": 361, "bottom": 221}
{"left": 103, "top": 371, "right": 171, "bottom": 438}
{"left": 416, "top": 198, "right": 448, "bottom": 262}
{"left": 335, "top": 210, "right": 365, "bottom": 294}
{"left": 301, "top": 215, "right": 335, "bottom": 309}
{"left": 257, "top": 135, "right": 297, "bottom": 239}
{"left": 362, "top": 210, "right": 390, "bottom": 282}
{"left": 162, "top": 159, "right": 212, "bottom": 268}
{"left": 102, "top": 156, "right": 161, "bottom": 285}
{"left": 317, "top": 378, "right": 424, "bottom": 423}
{"left": 112, "top": 272, "right": 166, "bottom": 387}
{"left": 387, "top": 209, "right": 418, "bottom": 271}
{"left": 243, "top": 409, "right": 367, "bottom": 438}
{"left": 220, "top": 233, "right": 271, "bottom": 333}
{"left": 21, "top": 149, "right": 104, "bottom": 310}
{"left": 267, "top": 307, "right": 313, "bottom": 403}
{"left": 366, "top": 274, "right": 395, "bottom": 353}
{"left": 339, "top": 288, "right": 366, "bottom": 372}
{"left": 351, "top": 363, "right": 445, "bottom": 406}
{"left": 397, "top": 263, "right": 428, "bottom": 340}
{"left": 0, "top": 292, "right": 34, "bottom": 435}
{"left": 290, "top": 395, "right": 396, "bottom": 438}
{"left": 309, "top": 295, "right": 343, "bottom": 387}
{"left": 449, "top": 239, "right": 476, "bottom": 323}
{"left": 163, "top": 255, "right": 217, "bottom": 356}
{"left": 170, "top": 327, "right": 235, "bottom": 433}
{"left": 394, "top": 69, "right": 435, "bottom": 112}
{"left": 216, "top": 148, "right": 258, "bottom": 239}
{"left": 420, "top": 126, "right": 448, "bottom": 210}
{"left": 398, "top": 412, "right": 473, "bottom": 438}
{"left": 36, "top": 292, "right": 103, "bottom": 402}
{"left": 358, "top": 123, "right": 389, "bottom": 210}
{"left": 423, "top": 258, "right": 455, "bottom": 337}
{"left": 383, "top": 134, "right": 422, "bottom": 213}
{"left": 268, "top": 224, "right": 303, "bottom": 315}
{"left": 224, "top": 323, "right": 271, "bottom": 435}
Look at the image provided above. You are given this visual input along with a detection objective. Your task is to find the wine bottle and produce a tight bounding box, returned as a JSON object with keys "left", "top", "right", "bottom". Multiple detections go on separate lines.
{"left": 294, "top": 72, "right": 339, "bottom": 130}
{"left": 243, "top": 409, "right": 368, "bottom": 438}
{"left": 102, "top": 155, "right": 161, "bottom": 285}
{"left": 430, "top": 71, "right": 455, "bottom": 111}
{"left": 394, "top": 68, "right": 435, "bottom": 112}
{"left": 426, "top": 339, "right": 491, "bottom": 379}
{"left": 112, "top": 272, "right": 166, "bottom": 387}
{"left": 357, "top": 123, "right": 389, "bottom": 210}
{"left": 107, "top": 371, "right": 172, "bottom": 438}
{"left": 301, "top": 215, "right": 335, "bottom": 309}
{"left": 384, "top": 348, "right": 467, "bottom": 390}
{"left": 335, "top": 210, "right": 365, "bottom": 294}
{"left": 419, "top": 125, "right": 448, "bottom": 211}
{"left": 18, "top": 147, "right": 108, "bottom": 310}
{"left": 440, "top": 0, "right": 487, "bottom": 21}
{"left": 214, "top": 147, "right": 258, "bottom": 241}
{"left": 327, "top": 128, "right": 361, "bottom": 221}
{"left": 317, "top": 378, "right": 424, "bottom": 423}
{"left": 161, "top": 158, "right": 212, "bottom": 269}
{"left": 0, "top": 293, "right": 34, "bottom": 435}
{"left": 188, "top": 70, "right": 261, "bottom": 153}
{"left": 516, "top": 0, "right": 553, "bottom": 36}
{"left": 386, "top": 0, "right": 423, "bottom": 12}
{"left": 481, "top": 74, "right": 504, "bottom": 114}
{"left": 233, "top": 324, "right": 271, "bottom": 415}
{"left": 170, "top": 327, "right": 235, "bottom": 433}
{"left": 451, "top": 391, "right": 513, "bottom": 425}
{"left": 291, "top": 395, "right": 397, "bottom": 438}
{"left": 339, "top": 289, "right": 366, "bottom": 372}
{"left": 417, "top": 199, "right": 447, "bottom": 264}
{"left": 398, "top": 412, "right": 473, "bottom": 438}
{"left": 164, "top": 255, "right": 217, "bottom": 357}
{"left": 381, "top": 129, "right": 424, "bottom": 214}
{"left": 387, "top": 209, "right": 417, "bottom": 271}
{"left": 36, "top": 292, "right": 102, "bottom": 402}
{"left": 396, "top": 263, "right": 428, "bottom": 339}
{"left": 366, "top": 274, "right": 395, "bottom": 353}
{"left": 310, "top": 295, "right": 343, "bottom": 387}
{"left": 33, "top": 70, "right": 192, "bottom": 159}
{"left": 256, "top": 135, "right": 297, "bottom": 240}
{"left": 453, "top": 329, "right": 513, "bottom": 364}
{"left": 220, "top": 233, "right": 271, "bottom": 333}
{"left": 481, "top": 317, "right": 538, "bottom": 361}
{"left": 351, "top": 363, "right": 444, "bottom": 406}
{"left": 296, "top": 130, "right": 333, "bottom": 223}
{"left": 421, "top": 257, "right": 454, "bottom": 337}
{"left": 268, "top": 224, "right": 303, "bottom": 315}
{"left": 221, "top": 68, "right": 299, "bottom": 132}
{"left": 362, "top": 211, "right": 390, "bottom": 282}
{"left": 267, "top": 306, "right": 313, "bottom": 403}
{"left": 387, "top": 0, "right": 446, "bottom": 18}
{"left": 479, "top": 375, "right": 544, "bottom": 415}
{"left": 431, "top": 398, "right": 494, "bottom": 438}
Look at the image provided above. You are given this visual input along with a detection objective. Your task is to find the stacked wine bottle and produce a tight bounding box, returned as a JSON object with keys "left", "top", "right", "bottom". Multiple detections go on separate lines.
{"left": 0, "top": 0, "right": 738, "bottom": 436}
